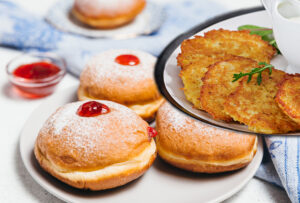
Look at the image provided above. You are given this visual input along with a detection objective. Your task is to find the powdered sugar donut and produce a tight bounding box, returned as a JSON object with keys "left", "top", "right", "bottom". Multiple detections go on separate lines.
{"left": 78, "top": 49, "right": 164, "bottom": 121}
{"left": 155, "top": 102, "right": 258, "bottom": 173}
{"left": 34, "top": 100, "right": 157, "bottom": 190}
{"left": 72, "top": 0, "right": 146, "bottom": 29}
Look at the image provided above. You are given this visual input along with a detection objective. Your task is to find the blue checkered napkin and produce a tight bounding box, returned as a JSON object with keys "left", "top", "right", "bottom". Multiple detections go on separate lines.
{"left": 0, "top": 0, "right": 225, "bottom": 76}
{"left": 0, "top": 0, "right": 297, "bottom": 202}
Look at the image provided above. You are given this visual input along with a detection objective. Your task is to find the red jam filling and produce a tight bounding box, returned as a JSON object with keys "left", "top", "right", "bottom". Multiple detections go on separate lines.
{"left": 77, "top": 101, "right": 110, "bottom": 117}
{"left": 147, "top": 127, "right": 157, "bottom": 138}
{"left": 115, "top": 54, "right": 140, "bottom": 66}
{"left": 13, "top": 62, "right": 60, "bottom": 80}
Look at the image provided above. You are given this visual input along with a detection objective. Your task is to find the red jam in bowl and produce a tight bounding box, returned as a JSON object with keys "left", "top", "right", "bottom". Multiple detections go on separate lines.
{"left": 7, "top": 53, "right": 66, "bottom": 99}
{"left": 77, "top": 101, "right": 110, "bottom": 117}
{"left": 115, "top": 54, "right": 140, "bottom": 66}
{"left": 11, "top": 61, "right": 63, "bottom": 98}
{"left": 13, "top": 62, "right": 60, "bottom": 80}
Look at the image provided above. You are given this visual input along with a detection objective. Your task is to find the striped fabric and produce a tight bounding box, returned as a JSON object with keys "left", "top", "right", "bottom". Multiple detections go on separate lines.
{"left": 265, "top": 136, "right": 300, "bottom": 203}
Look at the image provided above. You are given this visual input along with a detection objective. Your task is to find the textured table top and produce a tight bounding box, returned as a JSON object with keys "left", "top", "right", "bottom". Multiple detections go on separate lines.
{"left": 0, "top": 0, "right": 290, "bottom": 202}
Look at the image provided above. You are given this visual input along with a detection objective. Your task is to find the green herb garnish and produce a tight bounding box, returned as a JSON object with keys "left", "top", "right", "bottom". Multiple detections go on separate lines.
{"left": 238, "top": 25, "right": 281, "bottom": 54}
{"left": 232, "top": 62, "right": 274, "bottom": 85}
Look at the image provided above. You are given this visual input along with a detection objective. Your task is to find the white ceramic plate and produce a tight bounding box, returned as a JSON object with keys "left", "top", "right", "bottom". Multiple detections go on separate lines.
{"left": 20, "top": 86, "right": 263, "bottom": 203}
{"left": 46, "top": 0, "right": 165, "bottom": 39}
{"left": 154, "top": 7, "right": 299, "bottom": 136}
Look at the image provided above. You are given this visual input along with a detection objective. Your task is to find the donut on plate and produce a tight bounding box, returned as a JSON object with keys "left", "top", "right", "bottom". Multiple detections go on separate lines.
{"left": 78, "top": 49, "right": 165, "bottom": 122}
{"left": 155, "top": 102, "right": 257, "bottom": 173}
{"left": 72, "top": 0, "right": 146, "bottom": 29}
{"left": 34, "top": 100, "right": 157, "bottom": 190}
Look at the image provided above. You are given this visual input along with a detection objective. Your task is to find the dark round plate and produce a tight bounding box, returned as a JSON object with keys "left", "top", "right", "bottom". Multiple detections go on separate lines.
{"left": 154, "top": 6, "right": 298, "bottom": 136}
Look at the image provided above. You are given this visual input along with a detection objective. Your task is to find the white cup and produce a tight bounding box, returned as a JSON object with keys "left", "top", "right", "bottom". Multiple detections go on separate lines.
{"left": 262, "top": 0, "right": 300, "bottom": 73}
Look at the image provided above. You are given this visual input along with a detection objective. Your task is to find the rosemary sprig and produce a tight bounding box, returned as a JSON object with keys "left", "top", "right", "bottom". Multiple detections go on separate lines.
{"left": 238, "top": 25, "right": 281, "bottom": 54}
{"left": 232, "top": 62, "right": 274, "bottom": 85}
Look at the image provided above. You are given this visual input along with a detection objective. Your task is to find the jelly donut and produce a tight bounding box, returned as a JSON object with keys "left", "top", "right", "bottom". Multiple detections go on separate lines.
{"left": 72, "top": 0, "right": 146, "bottom": 29}
{"left": 155, "top": 102, "right": 257, "bottom": 173}
{"left": 34, "top": 100, "right": 157, "bottom": 190}
{"left": 78, "top": 49, "right": 165, "bottom": 122}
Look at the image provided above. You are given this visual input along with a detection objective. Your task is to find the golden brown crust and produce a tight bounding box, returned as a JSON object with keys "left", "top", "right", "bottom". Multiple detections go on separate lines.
{"left": 72, "top": 0, "right": 146, "bottom": 29}
{"left": 224, "top": 70, "right": 300, "bottom": 134}
{"left": 36, "top": 100, "right": 151, "bottom": 172}
{"left": 155, "top": 102, "right": 257, "bottom": 173}
{"left": 276, "top": 75, "right": 300, "bottom": 125}
{"left": 78, "top": 75, "right": 161, "bottom": 104}
{"left": 35, "top": 140, "right": 156, "bottom": 190}
{"left": 78, "top": 50, "right": 163, "bottom": 121}
{"left": 200, "top": 57, "right": 258, "bottom": 121}
{"left": 178, "top": 29, "right": 276, "bottom": 110}
{"left": 177, "top": 29, "right": 276, "bottom": 69}
{"left": 158, "top": 153, "right": 254, "bottom": 173}
{"left": 79, "top": 50, "right": 161, "bottom": 104}
{"left": 179, "top": 55, "right": 239, "bottom": 110}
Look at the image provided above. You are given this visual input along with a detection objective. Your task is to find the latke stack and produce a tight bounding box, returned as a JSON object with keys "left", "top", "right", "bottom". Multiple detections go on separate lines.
{"left": 178, "top": 29, "right": 300, "bottom": 134}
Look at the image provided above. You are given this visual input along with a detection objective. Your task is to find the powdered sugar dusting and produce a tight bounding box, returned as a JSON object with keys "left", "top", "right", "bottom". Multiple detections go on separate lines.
{"left": 39, "top": 100, "right": 148, "bottom": 161}
{"left": 160, "top": 103, "right": 236, "bottom": 137}
{"left": 75, "top": 0, "right": 139, "bottom": 17}
{"left": 85, "top": 49, "right": 156, "bottom": 85}
{"left": 158, "top": 103, "right": 256, "bottom": 158}
{"left": 80, "top": 49, "right": 157, "bottom": 102}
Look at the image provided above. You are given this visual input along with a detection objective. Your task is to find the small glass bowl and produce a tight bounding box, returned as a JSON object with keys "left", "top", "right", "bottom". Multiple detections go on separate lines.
{"left": 6, "top": 52, "right": 66, "bottom": 98}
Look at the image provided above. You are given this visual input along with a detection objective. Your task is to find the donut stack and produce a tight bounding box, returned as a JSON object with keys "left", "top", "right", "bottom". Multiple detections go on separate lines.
{"left": 34, "top": 48, "right": 257, "bottom": 191}
{"left": 78, "top": 49, "right": 164, "bottom": 122}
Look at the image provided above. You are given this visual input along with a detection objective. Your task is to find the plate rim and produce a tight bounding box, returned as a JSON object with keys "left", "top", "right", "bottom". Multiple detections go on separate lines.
{"left": 153, "top": 6, "right": 294, "bottom": 136}
{"left": 19, "top": 86, "right": 264, "bottom": 203}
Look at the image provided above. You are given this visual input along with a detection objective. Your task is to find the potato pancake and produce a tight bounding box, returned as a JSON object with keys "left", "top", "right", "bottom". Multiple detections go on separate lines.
{"left": 200, "top": 57, "right": 258, "bottom": 122}
{"left": 178, "top": 29, "right": 276, "bottom": 109}
{"left": 224, "top": 69, "right": 300, "bottom": 134}
{"left": 178, "top": 29, "right": 275, "bottom": 69}
{"left": 180, "top": 54, "right": 237, "bottom": 110}
{"left": 276, "top": 75, "right": 300, "bottom": 125}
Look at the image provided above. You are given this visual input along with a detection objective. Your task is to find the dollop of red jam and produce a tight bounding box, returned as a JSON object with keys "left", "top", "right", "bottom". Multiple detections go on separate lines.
{"left": 147, "top": 127, "right": 157, "bottom": 138}
{"left": 77, "top": 101, "right": 110, "bottom": 117}
{"left": 13, "top": 62, "right": 60, "bottom": 80}
{"left": 115, "top": 54, "right": 140, "bottom": 66}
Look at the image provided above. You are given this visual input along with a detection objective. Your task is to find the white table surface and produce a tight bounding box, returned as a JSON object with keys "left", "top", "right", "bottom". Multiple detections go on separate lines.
{"left": 0, "top": 0, "right": 291, "bottom": 202}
